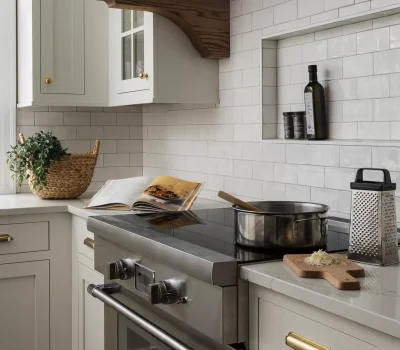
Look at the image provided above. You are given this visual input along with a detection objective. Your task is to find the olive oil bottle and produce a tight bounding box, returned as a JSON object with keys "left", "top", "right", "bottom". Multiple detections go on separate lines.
{"left": 304, "top": 65, "right": 327, "bottom": 140}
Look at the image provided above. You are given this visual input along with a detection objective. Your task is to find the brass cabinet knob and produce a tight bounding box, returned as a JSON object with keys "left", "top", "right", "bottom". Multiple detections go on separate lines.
{"left": 138, "top": 72, "right": 148, "bottom": 79}
{"left": 83, "top": 237, "right": 95, "bottom": 249}
{"left": 44, "top": 77, "right": 52, "bottom": 84}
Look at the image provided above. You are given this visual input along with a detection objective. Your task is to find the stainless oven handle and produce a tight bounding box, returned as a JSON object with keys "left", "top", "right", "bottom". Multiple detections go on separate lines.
{"left": 88, "top": 283, "right": 193, "bottom": 350}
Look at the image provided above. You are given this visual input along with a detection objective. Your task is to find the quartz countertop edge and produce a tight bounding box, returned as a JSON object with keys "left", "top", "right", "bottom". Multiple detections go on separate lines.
{"left": 0, "top": 193, "right": 229, "bottom": 219}
{"left": 240, "top": 256, "right": 400, "bottom": 339}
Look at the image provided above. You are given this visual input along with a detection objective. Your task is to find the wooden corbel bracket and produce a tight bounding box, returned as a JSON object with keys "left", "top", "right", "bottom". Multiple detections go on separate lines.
{"left": 103, "top": 0, "right": 230, "bottom": 59}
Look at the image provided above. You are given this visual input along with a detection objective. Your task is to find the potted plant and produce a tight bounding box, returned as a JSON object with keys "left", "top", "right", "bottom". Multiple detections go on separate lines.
{"left": 7, "top": 131, "right": 100, "bottom": 199}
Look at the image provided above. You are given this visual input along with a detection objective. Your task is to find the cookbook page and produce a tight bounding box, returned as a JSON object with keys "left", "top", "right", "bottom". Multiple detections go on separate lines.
{"left": 86, "top": 177, "right": 150, "bottom": 209}
{"left": 133, "top": 176, "right": 204, "bottom": 211}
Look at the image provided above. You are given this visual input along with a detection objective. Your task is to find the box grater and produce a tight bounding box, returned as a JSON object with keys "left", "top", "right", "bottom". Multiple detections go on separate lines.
{"left": 349, "top": 168, "right": 399, "bottom": 266}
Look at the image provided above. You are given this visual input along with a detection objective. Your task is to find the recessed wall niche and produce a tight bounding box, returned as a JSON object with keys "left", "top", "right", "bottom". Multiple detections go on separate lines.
{"left": 261, "top": 6, "right": 400, "bottom": 142}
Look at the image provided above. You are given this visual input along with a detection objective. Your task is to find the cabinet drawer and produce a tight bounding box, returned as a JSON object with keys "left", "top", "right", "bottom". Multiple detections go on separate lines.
{"left": 72, "top": 217, "right": 94, "bottom": 260}
{"left": 0, "top": 222, "right": 49, "bottom": 255}
{"left": 257, "top": 298, "right": 376, "bottom": 350}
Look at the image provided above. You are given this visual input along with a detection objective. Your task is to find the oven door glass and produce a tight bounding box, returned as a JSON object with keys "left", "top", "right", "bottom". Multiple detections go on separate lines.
{"left": 118, "top": 314, "right": 172, "bottom": 350}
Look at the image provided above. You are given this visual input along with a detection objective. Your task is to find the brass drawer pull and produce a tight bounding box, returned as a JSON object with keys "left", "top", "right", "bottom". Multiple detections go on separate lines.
{"left": 84, "top": 237, "right": 95, "bottom": 249}
{"left": 286, "top": 332, "right": 330, "bottom": 350}
{"left": 0, "top": 234, "right": 13, "bottom": 243}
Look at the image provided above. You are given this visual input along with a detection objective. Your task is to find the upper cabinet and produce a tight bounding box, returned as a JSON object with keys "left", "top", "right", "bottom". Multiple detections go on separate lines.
{"left": 17, "top": 0, "right": 109, "bottom": 107}
{"left": 109, "top": 9, "right": 219, "bottom": 105}
{"left": 17, "top": 0, "right": 219, "bottom": 107}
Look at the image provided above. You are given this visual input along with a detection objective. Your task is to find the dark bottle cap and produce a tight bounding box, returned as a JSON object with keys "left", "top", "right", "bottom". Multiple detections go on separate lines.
{"left": 291, "top": 111, "right": 306, "bottom": 116}
{"left": 308, "top": 65, "right": 318, "bottom": 72}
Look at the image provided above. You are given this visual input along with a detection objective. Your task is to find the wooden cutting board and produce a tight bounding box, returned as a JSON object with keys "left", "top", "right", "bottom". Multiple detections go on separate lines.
{"left": 283, "top": 254, "right": 365, "bottom": 290}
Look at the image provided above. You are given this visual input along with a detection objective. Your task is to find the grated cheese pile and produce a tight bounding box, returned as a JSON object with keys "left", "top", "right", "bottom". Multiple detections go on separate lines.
{"left": 304, "top": 250, "right": 347, "bottom": 267}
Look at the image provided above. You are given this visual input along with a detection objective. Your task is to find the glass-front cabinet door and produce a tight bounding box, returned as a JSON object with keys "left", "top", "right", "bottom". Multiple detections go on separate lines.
{"left": 110, "top": 9, "right": 152, "bottom": 96}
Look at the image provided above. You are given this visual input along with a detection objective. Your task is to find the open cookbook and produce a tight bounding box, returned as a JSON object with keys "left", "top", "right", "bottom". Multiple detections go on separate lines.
{"left": 85, "top": 176, "right": 204, "bottom": 212}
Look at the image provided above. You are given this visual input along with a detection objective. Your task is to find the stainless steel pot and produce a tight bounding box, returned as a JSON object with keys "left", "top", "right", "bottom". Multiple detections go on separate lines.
{"left": 234, "top": 201, "right": 330, "bottom": 250}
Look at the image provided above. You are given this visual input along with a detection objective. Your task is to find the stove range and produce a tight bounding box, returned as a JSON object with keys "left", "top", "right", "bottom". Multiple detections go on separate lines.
{"left": 87, "top": 208, "right": 351, "bottom": 350}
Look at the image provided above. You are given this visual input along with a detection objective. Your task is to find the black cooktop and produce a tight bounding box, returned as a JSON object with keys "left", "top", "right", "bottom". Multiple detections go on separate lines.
{"left": 110, "top": 207, "right": 350, "bottom": 264}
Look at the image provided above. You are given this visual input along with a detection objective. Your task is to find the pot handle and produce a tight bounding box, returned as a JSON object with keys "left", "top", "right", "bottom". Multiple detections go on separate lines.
{"left": 292, "top": 218, "right": 327, "bottom": 239}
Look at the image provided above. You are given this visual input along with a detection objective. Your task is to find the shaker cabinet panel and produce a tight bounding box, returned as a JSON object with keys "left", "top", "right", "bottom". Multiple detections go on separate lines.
{"left": 0, "top": 260, "right": 50, "bottom": 350}
{"left": 78, "top": 261, "right": 104, "bottom": 350}
{"left": 40, "top": 0, "right": 84, "bottom": 94}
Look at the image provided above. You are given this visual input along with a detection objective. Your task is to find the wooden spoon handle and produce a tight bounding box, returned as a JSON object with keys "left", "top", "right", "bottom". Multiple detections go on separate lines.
{"left": 218, "top": 191, "right": 262, "bottom": 212}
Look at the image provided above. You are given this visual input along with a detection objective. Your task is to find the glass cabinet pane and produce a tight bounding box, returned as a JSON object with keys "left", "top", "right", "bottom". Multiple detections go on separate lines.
{"left": 122, "top": 36, "right": 132, "bottom": 80}
{"left": 133, "top": 11, "right": 144, "bottom": 28}
{"left": 133, "top": 31, "right": 144, "bottom": 77}
{"left": 122, "top": 10, "right": 131, "bottom": 32}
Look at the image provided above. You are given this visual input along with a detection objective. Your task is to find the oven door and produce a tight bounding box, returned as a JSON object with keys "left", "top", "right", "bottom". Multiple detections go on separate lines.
{"left": 88, "top": 283, "right": 246, "bottom": 350}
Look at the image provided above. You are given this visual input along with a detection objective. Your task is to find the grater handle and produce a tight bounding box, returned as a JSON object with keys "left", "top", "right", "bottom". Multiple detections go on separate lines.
{"left": 355, "top": 168, "right": 392, "bottom": 185}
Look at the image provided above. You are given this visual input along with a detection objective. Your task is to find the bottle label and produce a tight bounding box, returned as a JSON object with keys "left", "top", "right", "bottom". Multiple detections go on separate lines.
{"left": 304, "top": 92, "right": 315, "bottom": 135}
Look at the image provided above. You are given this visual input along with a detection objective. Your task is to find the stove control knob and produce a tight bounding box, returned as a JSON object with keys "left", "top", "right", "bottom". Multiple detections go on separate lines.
{"left": 148, "top": 279, "right": 187, "bottom": 305}
{"left": 110, "top": 258, "right": 135, "bottom": 280}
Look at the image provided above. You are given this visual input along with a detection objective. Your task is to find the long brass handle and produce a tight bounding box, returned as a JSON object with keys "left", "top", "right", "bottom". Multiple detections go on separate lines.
{"left": 0, "top": 234, "right": 13, "bottom": 243}
{"left": 84, "top": 237, "right": 95, "bottom": 249}
{"left": 286, "top": 332, "right": 330, "bottom": 350}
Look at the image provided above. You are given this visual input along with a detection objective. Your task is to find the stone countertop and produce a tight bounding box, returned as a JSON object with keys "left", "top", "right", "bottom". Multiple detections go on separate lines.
{"left": 0, "top": 193, "right": 228, "bottom": 219}
{"left": 241, "top": 254, "right": 400, "bottom": 339}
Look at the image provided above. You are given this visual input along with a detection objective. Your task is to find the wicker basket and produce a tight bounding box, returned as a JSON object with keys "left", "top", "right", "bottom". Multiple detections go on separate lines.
{"left": 20, "top": 133, "right": 100, "bottom": 199}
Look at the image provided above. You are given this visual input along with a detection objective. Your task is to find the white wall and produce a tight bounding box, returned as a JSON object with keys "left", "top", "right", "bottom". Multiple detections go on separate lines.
{"left": 142, "top": 0, "right": 400, "bottom": 220}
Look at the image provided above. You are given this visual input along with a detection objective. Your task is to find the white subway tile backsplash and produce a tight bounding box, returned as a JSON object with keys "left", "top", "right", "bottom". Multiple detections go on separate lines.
{"left": 303, "top": 40, "right": 328, "bottom": 62}
{"left": 342, "top": 20, "right": 372, "bottom": 35}
{"left": 311, "top": 9, "right": 338, "bottom": 24}
{"left": 234, "top": 160, "right": 253, "bottom": 178}
{"left": 326, "top": 79, "right": 357, "bottom": 101}
{"left": 231, "top": 14, "right": 252, "bottom": 35}
{"left": 243, "top": 30, "right": 263, "bottom": 50}
{"left": 339, "top": 190, "right": 351, "bottom": 214}
{"left": 35, "top": 112, "right": 63, "bottom": 126}
{"left": 339, "top": 1, "right": 370, "bottom": 17}
{"left": 252, "top": 7, "right": 274, "bottom": 29}
{"left": 263, "top": 181, "right": 286, "bottom": 200}
{"left": 285, "top": 184, "right": 311, "bottom": 201}
{"left": 358, "top": 122, "right": 391, "bottom": 139}
{"left": 325, "top": 167, "right": 355, "bottom": 190}
{"left": 311, "top": 187, "right": 339, "bottom": 211}
{"left": 64, "top": 112, "right": 91, "bottom": 125}
{"left": 315, "top": 27, "right": 343, "bottom": 40}
{"left": 372, "top": 147, "right": 400, "bottom": 171}
{"left": 291, "top": 33, "right": 315, "bottom": 45}
{"left": 343, "top": 99, "right": 373, "bottom": 121}
{"left": 17, "top": 112, "right": 34, "bottom": 126}
{"left": 325, "top": 0, "right": 355, "bottom": 11}
{"left": 371, "top": 0, "right": 400, "bottom": 10}
{"left": 278, "top": 84, "right": 303, "bottom": 104}
{"left": 328, "top": 34, "right": 357, "bottom": 58}
{"left": 340, "top": 146, "right": 372, "bottom": 167}
{"left": 274, "top": 163, "right": 298, "bottom": 183}
{"left": 357, "top": 27, "right": 389, "bottom": 54}
{"left": 278, "top": 45, "right": 303, "bottom": 66}
{"left": 273, "top": 0, "right": 298, "bottom": 25}
{"left": 278, "top": 66, "right": 291, "bottom": 85}
{"left": 373, "top": 98, "right": 400, "bottom": 121}
{"left": 374, "top": 49, "right": 400, "bottom": 74}
{"left": 329, "top": 122, "right": 358, "bottom": 139}
{"left": 48, "top": 126, "right": 76, "bottom": 140}
{"left": 298, "top": 165, "right": 325, "bottom": 187}
{"left": 263, "top": 0, "right": 285, "bottom": 8}
{"left": 357, "top": 75, "right": 390, "bottom": 98}
{"left": 253, "top": 161, "right": 274, "bottom": 180}
{"left": 91, "top": 112, "right": 117, "bottom": 126}
{"left": 286, "top": 144, "right": 311, "bottom": 164}
{"left": 328, "top": 101, "right": 343, "bottom": 122}
{"left": 298, "top": 0, "right": 324, "bottom": 18}
{"left": 390, "top": 24, "right": 400, "bottom": 49}
{"left": 242, "top": 0, "right": 263, "bottom": 14}
{"left": 104, "top": 126, "right": 130, "bottom": 140}
{"left": 390, "top": 122, "right": 400, "bottom": 139}
{"left": 343, "top": 53, "right": 373, "bottom": 77}
{"left": 311, "top": 145, "right": 340, "bottom": 166}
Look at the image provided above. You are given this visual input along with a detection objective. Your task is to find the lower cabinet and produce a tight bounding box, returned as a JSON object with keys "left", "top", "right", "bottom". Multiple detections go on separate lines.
{"left": 72, "top": 215, "right": 105, "bottom": 350}
{"left": 78, "top": 262, "right": 104, "bottom": 350}
{"left": 249, "top": 284, "right": 398, "bottom": 350}
{"left": 0, "top": 260, "right": 50, "bottom": 350}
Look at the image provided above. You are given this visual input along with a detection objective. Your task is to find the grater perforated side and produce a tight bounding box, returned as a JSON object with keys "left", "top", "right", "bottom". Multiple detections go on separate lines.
{"left": 349, "top": 190, "right": 381, "bottom": 259}
{"left": 381, "top": 191, "right": 399, "bottom": 263}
